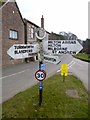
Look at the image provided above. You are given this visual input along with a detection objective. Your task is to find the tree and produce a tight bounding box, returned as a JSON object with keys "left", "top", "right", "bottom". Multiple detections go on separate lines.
{"left": 49, "top": 32, "right": 64, "bottom": 40}
{"left": 85, "top": 39, "right": 90, "bottom": 54}
{"left": 59, "top": 31, "right": 78, "bottom": 40}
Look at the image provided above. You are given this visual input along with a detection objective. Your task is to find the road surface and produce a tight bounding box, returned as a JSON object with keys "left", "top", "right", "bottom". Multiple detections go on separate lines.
{"left": 69, "top": 58, "right": 89, "bottom": 91}
{"left": 1, "top": 55, "right": 89, "bottom": 103}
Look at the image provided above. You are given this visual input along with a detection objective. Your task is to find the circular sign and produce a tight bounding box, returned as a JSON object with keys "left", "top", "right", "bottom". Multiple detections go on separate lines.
{"left": 35, "top": 70, "right": 46, "bottom": 81}
{"left": 35, "top": 28, "right": 46, "bottom": 40}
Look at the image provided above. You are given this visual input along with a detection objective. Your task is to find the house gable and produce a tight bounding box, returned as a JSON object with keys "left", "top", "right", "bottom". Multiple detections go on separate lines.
{"left": 1, "top": 0, "right": 24, "bottom": 24}
{"left": 2, "top": 0, "right": 25, "bottom": 66}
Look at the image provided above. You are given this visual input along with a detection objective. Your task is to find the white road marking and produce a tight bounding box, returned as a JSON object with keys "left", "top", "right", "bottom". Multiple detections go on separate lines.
{"left": 68, "top": 62, "right": 76, "bottom": 69}
{"left": 57, "top": 69, "right": 61, "bottom": 73}
{"left": 57, "top": 59, "right": 76, "bottom": 73}
{"left": 68, "top": 60, "right": 74, "bottom": 66}
{"left": 0, "top": 69, "right": 30, "bottom": 79}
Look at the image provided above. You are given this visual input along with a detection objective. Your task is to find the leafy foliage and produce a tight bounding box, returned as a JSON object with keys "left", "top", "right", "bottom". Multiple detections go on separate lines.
{"left": 73, "top": 53, "right": 90, "bottom": 62}
{"left": 49, "top": 32, "right": 64, "bottom": 40}
{"left": 83, "top": 39, "right": 90, "bottom": 54}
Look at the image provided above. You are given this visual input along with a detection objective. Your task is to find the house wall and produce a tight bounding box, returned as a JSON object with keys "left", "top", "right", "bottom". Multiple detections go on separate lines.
{"left": 2, "top": 1, "right": 25, "bottom": 66}
{"left": 24, "top": 19, "right": 39, "bottom": 62}
{"left": 26, "top": 22, "right": 37, "bottom": 43}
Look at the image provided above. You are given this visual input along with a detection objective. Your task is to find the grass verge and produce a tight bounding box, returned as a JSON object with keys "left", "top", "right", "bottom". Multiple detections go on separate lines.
{"left": 2, "top": 74, "right": 88, "bottom": 118}
{"left": 73, "top": 53, "right": 90, "bottom": 62}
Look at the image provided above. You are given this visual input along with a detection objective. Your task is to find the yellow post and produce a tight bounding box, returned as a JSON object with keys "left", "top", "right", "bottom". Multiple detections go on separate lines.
{"left": 61, "top": 64, "right": 68, "bottom": 81}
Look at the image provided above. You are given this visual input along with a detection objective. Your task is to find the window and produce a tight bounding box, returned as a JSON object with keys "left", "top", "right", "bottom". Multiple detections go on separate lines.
{"left": 31, "top": 28, "right": 34, "bottom": 39}
{"left": 9, "top": 29, "right": 18, "bottom": 40}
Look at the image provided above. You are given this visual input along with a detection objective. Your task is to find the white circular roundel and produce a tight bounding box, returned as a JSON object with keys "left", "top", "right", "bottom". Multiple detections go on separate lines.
{"left": 35, "top": 70, "right": 46, "bottom": 81}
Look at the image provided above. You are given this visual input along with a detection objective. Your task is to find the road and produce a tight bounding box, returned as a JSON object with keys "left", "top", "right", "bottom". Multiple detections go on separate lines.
{"left": 1, "top": 54, "right": 89, "bottom": 103}
{"left": 58, "top": 55, "right": 89, "bottom": 92}
{"left": 68, "top": 58, "right": 89, "bottom": 92}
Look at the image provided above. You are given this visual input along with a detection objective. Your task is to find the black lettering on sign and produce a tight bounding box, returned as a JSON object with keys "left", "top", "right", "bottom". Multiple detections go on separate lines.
{"left": 14, "top": 46, "right": 17, "bottom": 49}
{"left": 36, "top": 73, "right": 44, "bottom": 79}
{"left": 41, "top": 74, "right": 44, "bottom": 78}
{"left": 48, "top": 41, "right": 53, "bottom": 43}
{"left": 58, "top": 51, "right": 65, "bottom": 54}
{"left": 73, "top": 51, "right": 76, "bottom": 54}
{"left": 57, "top": 50, "right": 77, "bottom": 55}
{"left": 48, "top": 48, "right": 53, "bottom": 50}
{"left": 44, "top": 56, "right": 56, "bottom": 62}
{"left": 14, "top": 50, "right": 18, "bottom": 54}
{"left": 36, "top": 73, "right": 40, "bottom": 78}
{"left": 54, "top": 47, "right": 67, "bottom": 51}
{"left": 29, "top": 49, "right": 32, "bottom": 53}
{"left": 14, "top": 45, "right": 34, "bottom": 49}
{"left": 52, "top": 50, "right": 57, "bottom": 54}
{"left": 62, "top": 40, "right": 76, "bottom": 44}
{"left": 14, "top": 49, "right": 33, "bottom": 54}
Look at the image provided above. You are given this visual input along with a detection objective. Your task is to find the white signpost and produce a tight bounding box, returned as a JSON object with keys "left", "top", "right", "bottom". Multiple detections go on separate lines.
{"left": 7, "top": 28, "right": 83, "bottom": 107}
{"left": 7, "top": 35, "right": 83, "bottom": 60}
{"left": 44, "top": 54, "right": 61, "bottom": 64}
{"left": 43, "top": 40, "right": 83, "bottom": 55}
{"left": 7, "top": 43, "right": 39, "bottom": 59}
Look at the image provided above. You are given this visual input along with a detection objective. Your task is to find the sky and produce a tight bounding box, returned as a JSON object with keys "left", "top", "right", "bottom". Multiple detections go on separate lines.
{"left": 16, "top": 0, "right": 89, "bottom": 40}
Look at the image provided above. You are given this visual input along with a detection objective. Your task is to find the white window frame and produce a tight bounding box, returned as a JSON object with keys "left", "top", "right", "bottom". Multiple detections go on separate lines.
{"left": 9, "top": 29, "right": 18, "bottom": 40}
{"left": 31, "top": 27, "right": 34, "bottom": 39}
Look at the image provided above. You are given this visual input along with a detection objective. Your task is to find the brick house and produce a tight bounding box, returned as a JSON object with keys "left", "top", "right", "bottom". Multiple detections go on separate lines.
{"left": 0, "top": 0, "right": 50, "bottom": 66}
{"left": 0, "top": 0, "right": 25, "bottom": 66}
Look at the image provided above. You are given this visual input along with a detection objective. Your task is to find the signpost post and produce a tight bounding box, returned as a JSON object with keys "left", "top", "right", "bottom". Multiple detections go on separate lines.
{"left": 35, "top": 27, "right": 46, "bottom": 106}
{"left": 35, "top": 69, "right": 46, "bottom": 106}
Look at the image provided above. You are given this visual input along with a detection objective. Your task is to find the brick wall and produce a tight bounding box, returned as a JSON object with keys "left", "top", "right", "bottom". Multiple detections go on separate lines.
{"left": 1, "top": 2, "right": 25, "bottom": 66}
